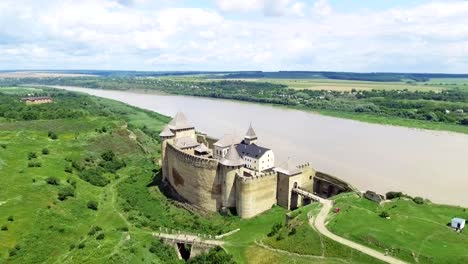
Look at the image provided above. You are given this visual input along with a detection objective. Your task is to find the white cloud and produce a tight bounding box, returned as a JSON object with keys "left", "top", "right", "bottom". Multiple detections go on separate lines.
{"left": 312, "top": 0, "right": 332, "bottom": 16}
{"left": 1, "top": 0, "right": 468, "bottom": 72}
{"left": 213, "top": 0, "right": 306, "bottom": 17}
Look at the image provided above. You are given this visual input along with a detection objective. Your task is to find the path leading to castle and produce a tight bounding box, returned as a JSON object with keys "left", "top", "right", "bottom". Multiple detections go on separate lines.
{"left": 311, "top": 197, "right": 407, "bottom": 264}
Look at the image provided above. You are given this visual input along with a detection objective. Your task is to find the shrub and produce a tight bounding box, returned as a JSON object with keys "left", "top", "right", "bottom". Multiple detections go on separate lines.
{"left": 7, "top": 216, "right": 14, "bottom": 222}
{"left": 64, "top": 166, "right": 73, "bottom": 173}
{"left": 88, "top": 225, "right": 102, "bottom": 235}
{"left": 27, "top": 152, "right": 37, "bottom": 160}
{"left": 268, "top": 223, "right": 282, "bottom": 237}
{"left": 96, "top": 233, "right": 105, "bottom": 240}
{"left": 42, "top": 148, "right": 50, "bottom": 155}
{"left": 288, "top": 227, "right": 297, "bottom": 236}
{"left": 386, "top": 191, "right": 404, "bottom": 200}
{"left": 101, "top": 150, "right": 116, "bottom": 162}
{"left": 69, "top": 244, "right": 75, "bottom": 251}
{"left": 78, "top": 243, "right": 85, "bottom": 249}
{"left": 119, "top": 226, "right": 129, "bottom": 232}
{"left": 8, "top": 248, "right": 17, "bottom": 257}
{"left": 27, "top": 161, "right": 41, "bottom": 167}
{"left": 45, "top": 177, "right": 60, "bottom": 185}
{"left": 148, "top": 239, "right": 180, "bottom": 260}
{"left": 79, "top": 167, "right": 109, "bottom": 187}
{"left": 0, "top": 144, "right": 6, "bottom": 149}
{"left": 48, "top": 131, "right": 58, "bottom": 140}
{"left": 58, "top": 186, "right": 75, "bottom": 201}
{"left": 413, "top": 197, "right": 425, "bottom": 205}
{"left": 1, "top": 225, "right": 8, "bottom": 231}
{"left": 379, "top": 211, "right": 390, "bottom": 218}
{"left": 188, "top": 246, "right": 235, "bottom": 264}
{"left": 276, "top": 233, "right": 285, "bottom": 241}
{"left": 87, "top": 200, "right": 98, "bottom": 210}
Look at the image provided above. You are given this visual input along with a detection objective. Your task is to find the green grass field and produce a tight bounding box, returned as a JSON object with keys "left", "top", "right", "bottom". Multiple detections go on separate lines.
{"left": 259, "top": 204, "right": 383, "bottom": 264}
{"left": 423, "top": 78, "right": 468, "bottom": 91}
{"left": 257, "top": 78, "right": 445, "bottom": 92}
{"left": 328, "top": 194, "right": 468, "bottom": 264}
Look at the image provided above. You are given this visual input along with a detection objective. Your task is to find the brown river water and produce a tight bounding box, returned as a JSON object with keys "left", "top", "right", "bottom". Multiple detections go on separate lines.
{"left": 57, "top": 86, "right": 468, "bottom": 207}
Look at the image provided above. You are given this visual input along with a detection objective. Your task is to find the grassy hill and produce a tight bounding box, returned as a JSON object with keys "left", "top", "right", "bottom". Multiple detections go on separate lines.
{"left": 327, "top": 193, "right": 468, "bottom": 264}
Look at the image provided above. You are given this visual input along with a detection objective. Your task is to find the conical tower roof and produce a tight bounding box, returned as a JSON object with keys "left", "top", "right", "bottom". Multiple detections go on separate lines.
{"left": 245, "top": 124, "right": 257, "bottom": 139}
{"left": 275, "top": 158, "right": 300, "bottom": 176}
{"left": 220, "top": 144, "right": 244, "bottom": 167}
{"left": 168, "top": 112, "right": 194, "bottom": 130}
{"left": 159, "top": 125, "right": 175, "bottom": 137}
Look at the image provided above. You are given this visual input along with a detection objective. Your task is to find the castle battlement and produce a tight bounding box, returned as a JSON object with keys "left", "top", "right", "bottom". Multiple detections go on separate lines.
{"left": 166, "top": 142, "right": 218, "bottom": 169}
{"left": 237, "top": 170, "right": 277, "bottom": 183}
{"left": 297, "top": 162, "right": 311, "bottom": 169}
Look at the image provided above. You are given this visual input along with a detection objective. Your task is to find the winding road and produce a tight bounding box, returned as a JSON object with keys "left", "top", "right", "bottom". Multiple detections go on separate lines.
{"left": 311, "top": 197, "right": 407, "bottom": 264}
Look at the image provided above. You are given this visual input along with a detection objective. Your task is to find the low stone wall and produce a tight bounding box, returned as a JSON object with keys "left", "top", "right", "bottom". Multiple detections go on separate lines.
{"left": 236, "top": 172, "right": 278, "bottom": 218}
{"left": 165, "top": 143, "right": 222, "bottom": 211}
{"left": 314, "top": 171, "right": 356, "bottom": 198}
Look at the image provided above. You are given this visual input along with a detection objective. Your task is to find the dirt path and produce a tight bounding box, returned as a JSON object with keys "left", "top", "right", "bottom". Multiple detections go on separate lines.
{"left": 311, "top": 198, "right": 407, "bottom": 264}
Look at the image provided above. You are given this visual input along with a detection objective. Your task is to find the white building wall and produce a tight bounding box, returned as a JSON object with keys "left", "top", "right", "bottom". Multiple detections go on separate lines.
{"left": 243, "top": 150, "right": 274, "bottom": 172}
{"left": 259, "top": 150, "right": 274, "bottom": 171}
{"left": 214, "top": 146, "right": 229, "bottom": 160}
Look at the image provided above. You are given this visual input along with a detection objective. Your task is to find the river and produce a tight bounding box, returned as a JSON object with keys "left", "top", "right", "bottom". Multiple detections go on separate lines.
{"left": 57, "top": 86, "right": 468, "bottom": 207}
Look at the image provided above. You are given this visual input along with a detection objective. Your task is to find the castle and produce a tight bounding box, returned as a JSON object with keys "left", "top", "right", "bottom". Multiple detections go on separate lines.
{"left": 160, "top": 112, "right": 352, "bottom": 218}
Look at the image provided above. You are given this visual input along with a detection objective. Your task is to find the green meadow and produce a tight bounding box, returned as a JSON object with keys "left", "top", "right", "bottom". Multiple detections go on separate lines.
{"left": 1, "top": 86, "right": 467, "bottom": 264}
{"left": 328, "top": 194, "right": 468, "bottom": 264}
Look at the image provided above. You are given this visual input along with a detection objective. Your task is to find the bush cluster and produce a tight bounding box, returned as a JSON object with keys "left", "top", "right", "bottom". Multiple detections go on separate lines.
{"left": 27, "top": 161, "right": 42, "bottom": 167}
{"left": 45, "top": 177, "right": 60, "bottom": 185}
{"left": 58, "top": 186, "right": 75, "bottom": 201}
{"left": 87, "top": 200, "right": 98, "bottom": 210}
{"left": 48, "top": 131, "right": 58, "bottom": 140}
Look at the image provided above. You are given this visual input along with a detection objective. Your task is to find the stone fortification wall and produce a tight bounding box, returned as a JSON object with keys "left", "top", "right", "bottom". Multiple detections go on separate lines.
{"left": 165, "top": 143, "right": 222, "bottom": 211}
{"left": 235, "top": 172, "right": 278, "bottom": 218}
{"left": 314, "top": 171, "right": 357, "bottom": 198}
{"left": 277, "top": 163, "right": 315, "bottom": 210}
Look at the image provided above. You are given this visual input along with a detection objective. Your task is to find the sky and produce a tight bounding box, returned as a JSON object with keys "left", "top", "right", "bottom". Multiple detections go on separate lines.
{"left": 0, "top": 0, "right": 467, "bottom": 73}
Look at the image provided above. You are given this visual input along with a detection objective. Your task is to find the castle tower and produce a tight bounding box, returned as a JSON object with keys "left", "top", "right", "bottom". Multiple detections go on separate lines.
{"left": 243, "top": 124, "right": 257, "bottom": 145}
{"left": 219, "top": 144, "right": 244, "bottom": 209}
{"left": 159, "top": 125, "right": 175, "bottom": 180}
{"left": 167, "top": 112, "right": 196, "bottom": 140}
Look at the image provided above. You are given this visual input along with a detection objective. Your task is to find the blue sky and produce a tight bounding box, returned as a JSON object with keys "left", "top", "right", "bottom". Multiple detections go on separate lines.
{"left": 0, "top": 0, "right": 467, "bottom": 73}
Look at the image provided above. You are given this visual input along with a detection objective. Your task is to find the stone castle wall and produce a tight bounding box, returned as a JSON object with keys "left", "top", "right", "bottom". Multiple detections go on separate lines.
{"left": 236, "top": 172, "right": 278, "bottom": 218}
{"left": 165, "top": 143, "right": 222, "bottom": 211}
{"left": 277, "top": 163, "right": 315, "bottom": 210}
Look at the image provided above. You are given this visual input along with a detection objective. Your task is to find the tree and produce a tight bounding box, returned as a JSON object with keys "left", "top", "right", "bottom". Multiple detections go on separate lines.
{"left": 42, "top": 148, "right": 50, "bottom": 155}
